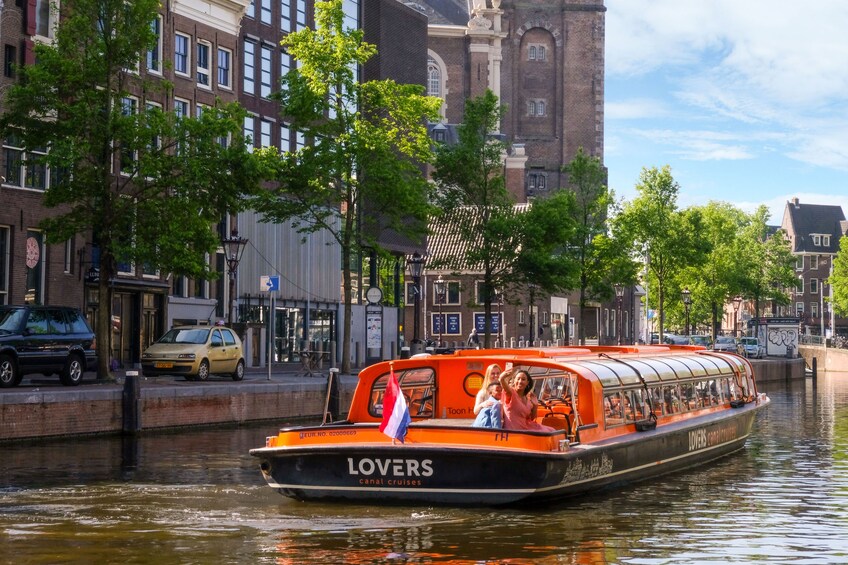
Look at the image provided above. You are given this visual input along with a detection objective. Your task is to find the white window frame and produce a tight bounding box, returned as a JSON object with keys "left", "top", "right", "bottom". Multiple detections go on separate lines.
{"left": 811, "top": 255, "right": 818, "bottom": 270}
{"left": 824, "top": 236, "right": 831, "bottom": 247}
{"left": 243, "top": 39, "right": 256, "bottom": 95}
{"left": 196, "top": 40, "right": 211, "bottom": 88}
{"left": 811, "top": 301, "right": 818, "bottom": 317}
{"left": 281, "top": 0, "right": 291, "bottom": 31}
{"left": 175, "top": 33, "right": 191, "bottom": 76}
{"left": 147, "top": 15, "right": 163, "bottom": 74}
{"left": 812, "top": 234, "right": 821, "bottom": 246}
{"left": 217, "top": 47, "right": 232, "bottom": 89}
{"left": 811, "top": 278, "right": 818, "bottom": 294}
{"left": 244, "top": 114, "right": 256, "bottom": 152}
{"left": 280, "top": 123, "right": 290, "bottom": 151}
{"left": 260, "top": 44, "right": 273, "bottom": 98}
{"left": 260, "top": 119, "right": 273, "bottom": 148}
{"left": 120, "top": 96, "right": 138, "bottom": 175}
{"left": 796, "top": 302, "right": 804, "bottom": 315}
{"left": 796, "top": 256, "right": 804, "bottom": 271}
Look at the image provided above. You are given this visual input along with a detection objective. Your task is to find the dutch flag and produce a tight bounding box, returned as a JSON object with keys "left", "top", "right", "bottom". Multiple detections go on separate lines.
{"left": 379, "top": 369, "right": 411, "bottom": 444}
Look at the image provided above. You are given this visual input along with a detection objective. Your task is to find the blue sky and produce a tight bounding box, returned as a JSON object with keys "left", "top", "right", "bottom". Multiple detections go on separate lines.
{"left": 604, "top": 0, "right": 848, "bottom": 224}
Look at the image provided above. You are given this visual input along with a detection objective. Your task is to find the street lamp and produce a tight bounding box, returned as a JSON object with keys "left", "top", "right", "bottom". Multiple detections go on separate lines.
{"left": 221, "top": 230, "right": 248, "bottom": 326}
{"left": 495, "top": 288, "right": 504, "bottom": 347}
{"left": 682, "top": 287, "right": 692, "bottom": 337}
{"left": 614, "top": 283, "right": 624, "bottom": 345}
{"left": 434, "top": 276, "right": 446, "bottom": 347}
{"left": 732, "top": 295, "right": 742, "bottom": 337}
{"left": 528, "top": 283, "right": 537, "bottom": 346}
{"left": 406, "top": 252, "right": 425, "bottom": 350}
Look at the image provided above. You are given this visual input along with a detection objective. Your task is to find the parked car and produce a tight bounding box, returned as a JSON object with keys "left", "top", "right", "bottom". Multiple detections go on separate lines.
{"left": 713, "top": 335, "right": 737, "bottom": 352}
{"left": 650, "top": 332, "right": 659, "bottom": 344}
{"left": 737, "top": 337, "right": 764, "bottom": 359}
{"left": 663, "top": 334, "right": 690, "bottom": 345}
{"left": 0, "top": 305, "right": 97, "bottom": 388}
{"left": 142, "top": 325, "right": 245, "bottom": 381}
{"left": 688, "top": 335, "right": 712, "bottom": 347}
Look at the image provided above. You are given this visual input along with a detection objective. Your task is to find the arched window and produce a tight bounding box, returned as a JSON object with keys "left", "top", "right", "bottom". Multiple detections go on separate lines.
{"left": 529, "top": 45, "right": 536, "bottom": 60}
{"left": 427, "top": 57, "right": 441, "bottom": 98}
{"left": 538, "top": 100, "right": 545, "bottom": 116}
{"left": 528, "top": 101, "right": 536, "bottom": 116}
{"left": 538, "top": 46, "right": 546, "bottom": 61}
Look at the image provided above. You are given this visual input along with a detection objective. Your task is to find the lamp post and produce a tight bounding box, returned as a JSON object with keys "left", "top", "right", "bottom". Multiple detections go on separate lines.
{"left": 406, "top": 252, "right": 425, "bottom": 351}
{"left": 682, "top": 287, "right": 692, "bottom": 337}
{"left": 495, "top": 288, "right": 503, "bottom": 347}
{"left": 528, "top": 283, "right": 537, "bottom": 346}
{"left": 732, "top": 295, "right": 742, "bottom": 337}
{"left": 614, "top": 283, "right": 624, "bottom": 345}
{"left": 221, "top": 230, "right": 248, "bottom": 326}
{"left": 434, "top": 276, "right": 446, "bottom": 347}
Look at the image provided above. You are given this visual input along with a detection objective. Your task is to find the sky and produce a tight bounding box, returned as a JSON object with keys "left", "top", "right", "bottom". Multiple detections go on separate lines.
{"left": 604, "top": 0, "right": 848, "bottom": 224}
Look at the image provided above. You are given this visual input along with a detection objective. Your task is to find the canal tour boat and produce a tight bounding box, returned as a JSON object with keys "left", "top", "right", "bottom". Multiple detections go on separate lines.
{"left": 250, "top": 345, "right": 769, "bottom": 506}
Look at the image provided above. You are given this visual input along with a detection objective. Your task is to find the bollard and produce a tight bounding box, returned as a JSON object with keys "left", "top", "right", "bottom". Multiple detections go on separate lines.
{"left": 812, "top": 357, "right": 817, "bottom": 381}
{"left": 122, "top": 370, "right": 141, "bottom": 434}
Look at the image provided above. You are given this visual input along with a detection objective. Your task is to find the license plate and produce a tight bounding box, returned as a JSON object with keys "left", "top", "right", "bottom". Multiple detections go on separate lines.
{"left": 155, "top": 362, "right": 173, "bottom": 369}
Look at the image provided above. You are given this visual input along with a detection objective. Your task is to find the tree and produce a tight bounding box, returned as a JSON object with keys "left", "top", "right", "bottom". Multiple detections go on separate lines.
{"left": 675, "top": 202, "right": 746, "bottom": 338}
{"left": 832, "top": 236, "right": 848, "bottom": 317}
{"left": 616, "top": 166, "right": 696, "bottom": 341}
{"left": 0, "top": 0, "right": 260, "bottom": 380}
{"left": 562, "top": 148, "right": 637, "bottom": 345}
{"left": 431, "top": 90, "right": 520, "bottom": 347}
{"left": 250, "top": 0, "right": 441, "bottom": 373}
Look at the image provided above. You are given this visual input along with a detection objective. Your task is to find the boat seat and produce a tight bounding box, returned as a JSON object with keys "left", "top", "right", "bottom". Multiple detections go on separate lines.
{"left": 541, "top": 414, "right": 570, "bottom": 431}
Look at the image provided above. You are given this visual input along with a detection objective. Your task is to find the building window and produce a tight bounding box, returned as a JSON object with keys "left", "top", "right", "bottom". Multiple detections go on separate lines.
{"left": 427, "top": 57, "right": 441, "bottom": 98}
{"left": 4, "top": 45, "right": 16, "bottom": 78}
{"left": 260, "top": 119, "right": 272, "bottom": 148}
{"left": 528, "top": 100, "right": 536, "bottom": 116}
{"left": 120, "top": 97, "right": 138, "bottom": 174}
{"left": 243, "top": 40, "right": 256, "bottom": 95}
{"left": 64, "top": 239, "right": 73, "bottom": 273}
{"left": 796, "top": 302, "right": 804, "bottom": 315}
{"left": 217, "top": 48, "right": 232, "bottom": 88}
{"left": 175, "top": 33, "right": 190, "bottom": 76}
{"left": 244, "top": 115, "right": 255, "bottom": 152}
{"left": 280, "top": 49, "right": 290, "bottom": 79}
{"left": 174, "top": 98, "right": 189, "bottom": 119}
{"left": 280, "top": 123, "right": 290, "bottom": 151}
{"left": 197, "top": 41, "right": 211, "bottom": 87}
{"left": 538, "top": 100, "right": 546, "bottom": 116}
{"left": 528, "top": 99, "right": 546, "bottom": 116}
{"left": 281, "top": 0, "right": 291, "bottom": 31}
{"left": 246, "top": 0, "right": 255, "bottom": 18}
{"left": 812, "top": 234, "right": 821, "bottom": 246}
{"left": 796, "top": 256, "right": 803, "bottom": 271}
{"left": 811, "top": 302, "right": 818, "bottom": 317}
{"left": 796, "top": 277, "right": 804, "bottom": 294}
{"left": 824, "top": 236, "right": 831, "bottom": 247}
{"left": 147, "top": 16, "right": 162, "bottom": 73}
{"left": 811, "top": 278, "right": 818, "bottom": 294}
{"left": 811, "top": 255, "right": 818, "bottom": 270}
{"left": 173, "top": 275, "right": 186, "bottom": 298}
{"left": 518, "top": 309, "right": 525, "bottom": 325}
{"left": 3, "top": 133, "right": 49, "bottom": 190}
{"left": 261, "top": 0, "right": 272, "bottom": 25}
{"left": 527, "top": 172, "right": 546, "bottom": 193}
{"left": 260, "top": 44, "right": 273, "bottom": 98}
{"left": 296, "top": 0, "right": 306, "bottom": 29}
{"left": 529, "top": 45, "right": 536, "bottom": 60}
{"left": 538, "top": 45, "right": 546, "bottom": 61}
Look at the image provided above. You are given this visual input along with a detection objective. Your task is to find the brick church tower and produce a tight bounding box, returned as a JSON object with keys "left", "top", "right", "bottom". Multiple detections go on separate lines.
{"left": 415, "top": 0, "right": 606, "bottom": 201}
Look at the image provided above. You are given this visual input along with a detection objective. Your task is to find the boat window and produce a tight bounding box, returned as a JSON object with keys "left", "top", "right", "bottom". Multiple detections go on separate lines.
{"left": 625, "top": 360, "right": 662, "bottom": 385}
{"left": 603, "top": 391, "right": 626, "bottom": 426}
{"left": 680, "top": 382, "right": 699, "bottom": 410}
{"left": 674, "top": 357, "right": 709, "bottom": 377}
{"left": 368, "top": 367, "right": 436, "bottom": 419}
{"left": 662, "top": 385, "right": 682, "bottom": 414}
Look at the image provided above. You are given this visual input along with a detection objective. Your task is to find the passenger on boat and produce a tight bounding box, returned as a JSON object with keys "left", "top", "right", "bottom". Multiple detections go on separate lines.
{"left": 499, "top": 368, "right": 555, "bottom": 432}
{"left": 473, "top": 364, "right": 502, "bottom": 415}
{"left": 472, "top": 380, "right": 503, "bottom": 428}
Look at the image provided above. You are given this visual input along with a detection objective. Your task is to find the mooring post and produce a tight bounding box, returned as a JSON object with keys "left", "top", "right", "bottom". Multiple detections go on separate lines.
{"left": 122, "top": 370, "right": 141, "bottom": 434}
{"left": 812, "top": 357, "right": 817, "bottom": 381}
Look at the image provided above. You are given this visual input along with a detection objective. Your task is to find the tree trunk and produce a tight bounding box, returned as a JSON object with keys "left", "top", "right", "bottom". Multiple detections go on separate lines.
{"left": 95, "top": 258, "right": 115, "bottom": 381}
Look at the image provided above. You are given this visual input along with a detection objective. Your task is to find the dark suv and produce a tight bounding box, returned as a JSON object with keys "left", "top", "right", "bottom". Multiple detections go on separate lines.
{"left": 0, "top": 305, "right": 97, "bottom": 388}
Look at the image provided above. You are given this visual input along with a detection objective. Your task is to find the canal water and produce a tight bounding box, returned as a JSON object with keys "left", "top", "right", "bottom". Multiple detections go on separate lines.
{"left": 2, "top": 374, "right": 847, "bottom": 564}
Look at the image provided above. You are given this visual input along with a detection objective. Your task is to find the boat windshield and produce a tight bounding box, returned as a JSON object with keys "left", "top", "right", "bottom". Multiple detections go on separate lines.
{"left": 369, "top": 367, "right": 435, "bottom": 418}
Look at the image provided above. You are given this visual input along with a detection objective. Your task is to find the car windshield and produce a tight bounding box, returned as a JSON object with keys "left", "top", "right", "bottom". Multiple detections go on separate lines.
{"left": 741, "top": 338, "right": 756, "bottom": 345}
{"left": 158, "top": 328, "right": 210, "bottom": 345}
{"left": 0, "top": 308, "right": 26, "bottom": 334}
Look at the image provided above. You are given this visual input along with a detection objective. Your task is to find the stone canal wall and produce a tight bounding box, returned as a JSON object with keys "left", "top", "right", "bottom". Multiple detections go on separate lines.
{"left": 749, "top": 357, "right": 806, "bottom": 381}
{"left": 798, "top": 345, "right": 848, "bottom": 374}
{"left": 0, "top": 377, "right": 357, "bottom": 442}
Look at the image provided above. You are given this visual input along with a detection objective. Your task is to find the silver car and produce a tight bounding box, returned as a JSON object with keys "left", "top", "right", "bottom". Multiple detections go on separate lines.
{"left": 737, "top": 337, "right": 764, "bottom": 358}
{"left": 713, "top": 336, "right": 736, "bottom": 352}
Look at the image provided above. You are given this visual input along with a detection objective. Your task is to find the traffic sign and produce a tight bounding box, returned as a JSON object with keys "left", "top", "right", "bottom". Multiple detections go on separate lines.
{"left": 260, "top": 275, "right": 280, "bottom": 292}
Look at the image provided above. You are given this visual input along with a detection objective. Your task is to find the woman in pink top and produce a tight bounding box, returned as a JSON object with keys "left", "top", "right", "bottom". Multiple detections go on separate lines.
{"left": 499, "top": 367, "right": 554, "bottom": 432}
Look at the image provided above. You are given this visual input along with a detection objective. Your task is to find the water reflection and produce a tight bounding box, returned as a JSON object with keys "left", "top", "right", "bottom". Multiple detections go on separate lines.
{"left": 2, "top": 375, "right": 848, "bottom": 563}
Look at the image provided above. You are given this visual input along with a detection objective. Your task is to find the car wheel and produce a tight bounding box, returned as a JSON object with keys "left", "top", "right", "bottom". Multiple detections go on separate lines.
{"left": 60, "top": 354, "right": 84, "bottom": 386}
{"left": 0, "top": 354, "right": 19, "bottom": 388}
{"left": 232, "top": 359, "right": 245, "bottom": 381}
{"left": 196, "top": 359, "right": 210, "bottom": 381}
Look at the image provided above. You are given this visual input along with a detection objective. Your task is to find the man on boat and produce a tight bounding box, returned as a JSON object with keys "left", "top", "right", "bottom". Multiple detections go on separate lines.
{"left": 472, "top": 379, "right": 503, "bottom": 428}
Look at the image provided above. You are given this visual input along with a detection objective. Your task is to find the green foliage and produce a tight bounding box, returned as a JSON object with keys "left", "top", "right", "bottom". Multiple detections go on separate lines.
{"left": 832, "top": 236, "right": 848, "bottom": 316}
{"left": 249, "top": 0, "right": 440, "bottom": 371}
{"left": 0, "top": 0, "right": 261, "bottom": 377}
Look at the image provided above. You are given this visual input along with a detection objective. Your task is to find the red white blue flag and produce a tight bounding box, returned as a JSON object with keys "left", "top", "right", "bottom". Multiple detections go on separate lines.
{"left": 379, "top": 369, "right": 410, "bottom": 443}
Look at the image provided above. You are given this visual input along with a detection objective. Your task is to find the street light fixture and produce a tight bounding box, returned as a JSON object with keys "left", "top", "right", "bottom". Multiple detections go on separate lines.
{"left": 614, "top": 283, "right": 624, "bottom": 345}
{"left": 682, "top": 287, "right": 692, "bottom": 337}
{"left": 406, "top": 252, "right": 425, "bottom": 349}
{"left": 434, "top": 276, "right": 446, "bottom": 347}
{"left": 221, "top": 230, "right": 248, "bottom": 326}
{"left": 732, "top": 295, "right": 742, "bottom": 337}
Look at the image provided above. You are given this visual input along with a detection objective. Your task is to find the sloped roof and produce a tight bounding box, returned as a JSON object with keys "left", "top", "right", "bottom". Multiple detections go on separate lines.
{"left": 782, "top": 198, "right": 846, "bottom": 254}
{"left": 399, "top": 0, "right": 469, "bottom": 26}
{"left": 416, "top": 203, "right": 530, "bottom": 274}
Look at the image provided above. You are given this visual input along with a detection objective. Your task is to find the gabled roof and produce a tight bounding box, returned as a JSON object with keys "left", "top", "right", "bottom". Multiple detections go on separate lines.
{"left": 781, "top": 197, "right": 846, "bottom": 254}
